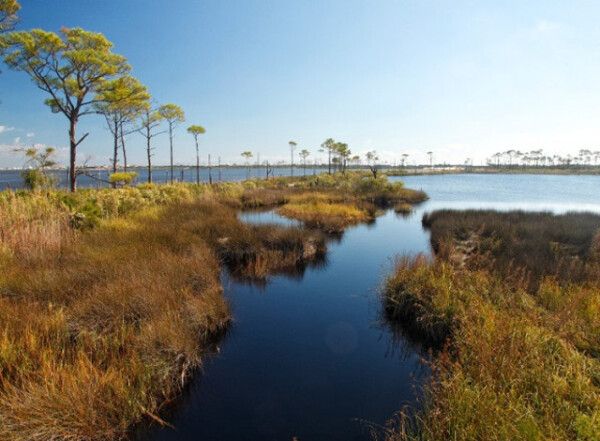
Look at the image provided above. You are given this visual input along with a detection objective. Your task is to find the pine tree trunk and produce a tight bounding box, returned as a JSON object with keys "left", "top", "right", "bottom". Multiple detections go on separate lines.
{"left": 120, "top": 123, "right": 127, "bottom": 173}
{"left": 146, "top": 126, "right": 152, "bottom": 184}
{"left": 113, "top": 118, "right": 119, "bottom": 175}
{"left": 169, "top": 124, "right": 174, "bottom": 184}
{"left": 69, "top": 118, "right": 77, "bottom": 192}
{"left": 195, "top": 139, "right": 200, "bottom": 185}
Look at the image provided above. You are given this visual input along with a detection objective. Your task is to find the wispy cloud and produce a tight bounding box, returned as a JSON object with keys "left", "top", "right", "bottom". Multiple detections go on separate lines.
{"left": 0, "top": 126, "right": 15, "bottom": 134}
{"left": 0, "top": 144, "right": 19, "bottom": 153}
{"left": 0, "top": 143, "right": 69, "bottom": 168}
{"left": 532, "top": 19, "right": 563, "bottom": 34}
{"left": 26, "top": 132, "right": 35, "bottom": 138}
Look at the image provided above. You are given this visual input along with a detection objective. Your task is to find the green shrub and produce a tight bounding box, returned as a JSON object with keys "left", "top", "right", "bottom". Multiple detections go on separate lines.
{"left": 109, "top": 171, "right": 139, "bottom": 186}
{"left": 21, "top": 169, "right": 56, "bottom": 190}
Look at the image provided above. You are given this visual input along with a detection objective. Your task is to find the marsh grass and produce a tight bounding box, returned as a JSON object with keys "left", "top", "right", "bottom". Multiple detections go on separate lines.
{"left": 0, "top": 192, "right": 73, "bottom": 263}
{"left": 278, "top": 200, "right": 374, "bottom": 233}
{"left": 275, "top": 174, "right": 427, "bottom": 233}
{"left": 423, "top": 210, "right": 600, "bottom": 287}
{"left": 0, "top": 200, "right": 233, "bottom": 441}
{"left": 382, "top": 210, "right": 600, "bottom": 440}
{"left": 0, "top": 172, "right": 427, "bottom": 440}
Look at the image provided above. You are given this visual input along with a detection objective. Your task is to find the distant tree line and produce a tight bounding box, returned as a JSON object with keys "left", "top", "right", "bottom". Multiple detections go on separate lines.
{"left": 487, "top": 149, "right": 600, "bottom": 170}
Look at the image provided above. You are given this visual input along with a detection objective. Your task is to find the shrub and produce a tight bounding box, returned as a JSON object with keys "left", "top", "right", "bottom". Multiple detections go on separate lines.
{"left": 109, "top": 171, "right": 139, "bottom": 187}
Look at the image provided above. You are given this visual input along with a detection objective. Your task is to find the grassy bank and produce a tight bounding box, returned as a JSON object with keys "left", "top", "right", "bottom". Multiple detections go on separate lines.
{"left": 277, "top": 173, "right": 427, "bottom": 232}
{"left": 0, "top": 171, "right": 425, "bottom": 440}
{"left": 423, "top": 210, "right": 600, "bottom": 287}
{"left": 0, "top": 200, "right": 231, "bottom": 440}
{"left": 381, "top": 210, "right": 600, "bottom": 440}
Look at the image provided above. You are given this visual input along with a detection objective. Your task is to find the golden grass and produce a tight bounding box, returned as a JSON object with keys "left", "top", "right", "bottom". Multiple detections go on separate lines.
{"left": 0, "top": 201, "right": 230, "bottom": 441}
{"left": 0, "top": 172, "right": 428, "bottom": 440}
{"left": 0, "top": 192, "right": 73, "bottom": 263}
{"left": 278, "top": 200, "right": 374, "bottom": 233}
{"left": 381, "top": 212, "right": 600, "bottom": 441}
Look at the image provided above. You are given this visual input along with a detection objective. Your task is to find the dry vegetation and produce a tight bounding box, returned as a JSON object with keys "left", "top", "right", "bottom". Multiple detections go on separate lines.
{"left": 277, "top": 173, "right": 427, "bottom": 232}
{"left": 423, "top": 210, "right": 600, "bottom": 287}
{"left": 381, "top": 211, "right": 600, "bottom": 441}
{"left": 0, "top": 171, "right": 426, "bottom": 440}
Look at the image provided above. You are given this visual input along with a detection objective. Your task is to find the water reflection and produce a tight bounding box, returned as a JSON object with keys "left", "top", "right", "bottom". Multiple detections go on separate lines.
{"left": 140, "top": 208, "right": 427, "bottom": 441}
{"left": 130, "top": 329, "right": 230, "bottom": 440}
{"left": 224, "top": 249, "right": 330, "bottom": 289}
{"left": 139, "top": 175, "right": 600, "bottom": 441}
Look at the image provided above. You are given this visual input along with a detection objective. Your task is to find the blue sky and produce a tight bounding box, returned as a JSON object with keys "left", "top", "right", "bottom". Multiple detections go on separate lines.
{"left": 1, "top": 0, "right": 600, "bottom": 168}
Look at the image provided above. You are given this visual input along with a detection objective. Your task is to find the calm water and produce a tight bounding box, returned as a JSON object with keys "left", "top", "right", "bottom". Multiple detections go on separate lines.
{"left": 0, "top": 166, "right": 324, "bottom": 190}
{"left": 136, "top": 174, "right": 599, "bottom": 441}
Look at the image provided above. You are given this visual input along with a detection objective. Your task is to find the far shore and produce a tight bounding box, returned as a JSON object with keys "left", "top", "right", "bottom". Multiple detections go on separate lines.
{"left": 1, "top": 164, "right": 599, "bottom": 175}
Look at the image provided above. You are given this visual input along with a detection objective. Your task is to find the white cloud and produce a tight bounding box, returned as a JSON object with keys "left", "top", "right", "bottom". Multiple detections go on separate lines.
{"left": 13, "top": 137, "right": 21, "bottom": 145}
{"left": 0, "top": 126, "right": 15, "bottom": 134}
{"left": 0, "top": 144, "right": 19, "bottom": 153}
{"left": 0, "top": 143, "right": 69, "bottom": 168}
{"left": 26, "top": 132, "right": 35, "bottom": 138}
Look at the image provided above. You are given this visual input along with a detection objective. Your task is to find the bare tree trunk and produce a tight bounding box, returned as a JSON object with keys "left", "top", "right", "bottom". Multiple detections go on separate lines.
{"left": 146, "top": 128, "right": 153, "bottom": 184}
{"left": 69, "top": 118, "right": 77, "bottom": 192}
{"left": 208, "top": 154, "right": 212, "bottom": 184}
{"left": 112, "top": 118, "right": 119, "bottom": 175}
{"left": 111, "top": 118, "right": 119, "bottom": 188}
{"left": 328, "top": 151, "right": 331, "bottom": 175}
{"left": 169, "top": 124, "right": 174, "bottom": 184}
{"left": 120, "top": 123, "right": 127, "bottom": 173}
{"left": 370, "top": 165, "right": 377, "bottom": 179}
{"left": 195, "top": 138, "right": 200, "bottom": 185}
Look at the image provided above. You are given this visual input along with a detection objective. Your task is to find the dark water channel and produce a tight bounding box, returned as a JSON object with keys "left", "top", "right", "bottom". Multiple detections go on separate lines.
{"left": 138, "top": 174, "right": 600, "bottom": 441}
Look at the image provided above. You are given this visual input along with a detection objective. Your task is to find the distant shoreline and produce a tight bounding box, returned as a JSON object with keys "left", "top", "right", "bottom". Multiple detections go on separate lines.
{"left": 384, "top": 167, "right": 600, "bottom": 176}
{"left": 2, "top": 165, "right": 599, "bottom": 175}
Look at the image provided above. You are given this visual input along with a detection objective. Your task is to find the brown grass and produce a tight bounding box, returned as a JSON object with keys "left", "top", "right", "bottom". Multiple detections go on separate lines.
{"left": 0, "top": 172, "right": 428, "bottom": 440}
{"left": 0, "top": 192, "right": 73, "bottom": 263}
{"left": 0, "top": 201, "right": 231, "bottom": 441}
{"left": 381, "top": 211, "right": 600, "bottom": 441}
{"left": 423, "top": 210, "right": 600, "bottom": 287}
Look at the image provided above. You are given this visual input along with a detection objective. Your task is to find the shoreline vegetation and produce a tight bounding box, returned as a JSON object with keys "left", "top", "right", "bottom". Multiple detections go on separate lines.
{"left": 0, "top": 171, "right": 426, "bottom": 440}
{"left": 381, "top": 210, "right": 600, "bottom": 440}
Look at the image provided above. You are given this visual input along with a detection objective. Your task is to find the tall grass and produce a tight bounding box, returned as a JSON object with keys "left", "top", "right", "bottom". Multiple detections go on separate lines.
{"left": 1, "top": 172, "right": 426, "bottom": 440}
{"left": 423, "top": 210, "right": 600, "bottom": 286}
{"left": 0, "top": 192, "right": 72, "bottom": 263}
{"left": 381, "top": 210, "right": 600, "bottom": 440}
{"left": 0, "top": 201, "right": 230, "bottom": 441}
